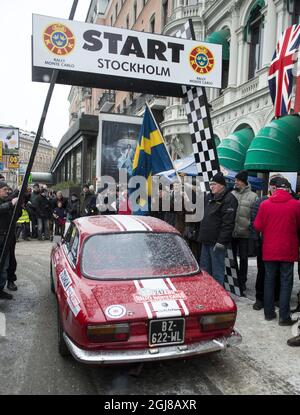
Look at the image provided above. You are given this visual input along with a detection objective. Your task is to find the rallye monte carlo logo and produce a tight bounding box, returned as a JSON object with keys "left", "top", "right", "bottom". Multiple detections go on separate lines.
{"left": 189, "top": 45, "right": 215, "bottom": 74}
{"left": 43, "top": 23, "right": 75, "bottom": 56}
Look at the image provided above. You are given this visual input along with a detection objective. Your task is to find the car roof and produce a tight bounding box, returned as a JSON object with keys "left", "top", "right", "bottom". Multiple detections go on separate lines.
{"left": 74, "top": 215, "right": 180, "bottom": 235}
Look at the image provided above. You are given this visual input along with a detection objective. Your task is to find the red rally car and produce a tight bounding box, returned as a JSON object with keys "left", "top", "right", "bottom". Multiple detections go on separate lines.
{"left": 50, "top": 215, "right": 242, "bottom": 365}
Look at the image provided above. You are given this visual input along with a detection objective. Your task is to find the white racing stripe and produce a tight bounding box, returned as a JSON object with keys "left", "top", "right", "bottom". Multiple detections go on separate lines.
{"left": 107, "top": 215, "right": 126, "bottom": 231}
{"left": 134, "top": 217, "right": 153, "bottom": 231}
{"left": 134, "top": 280, "right": 153, "bottom": 319}
{"left": 166, "top": 278, "right": 189, "bottom": 316}
{"left": 113, "top": 216, "right": 148, "bottom": 232}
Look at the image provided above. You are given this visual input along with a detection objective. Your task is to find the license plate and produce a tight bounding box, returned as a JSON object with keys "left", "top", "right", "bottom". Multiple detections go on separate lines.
{"left": 149, "top": 318, "right": 185, "bottom": 346}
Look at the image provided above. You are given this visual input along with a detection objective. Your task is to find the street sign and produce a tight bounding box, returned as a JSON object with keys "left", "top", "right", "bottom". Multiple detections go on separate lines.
{"left": 8, "top": 155, "right": 19, "bottom": 169}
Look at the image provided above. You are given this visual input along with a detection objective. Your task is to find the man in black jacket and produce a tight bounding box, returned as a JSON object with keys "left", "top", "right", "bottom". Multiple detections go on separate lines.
{"left": 0, "top": 181, "right": 18, "bottom": 299}
{"left": 199, "top": 172, "right": 238, "bottom": 285}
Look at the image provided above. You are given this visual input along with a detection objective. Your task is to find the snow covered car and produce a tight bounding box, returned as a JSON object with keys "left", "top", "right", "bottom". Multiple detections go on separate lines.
{"left": 50, "top": 215, "right": 241, "bottom": 365}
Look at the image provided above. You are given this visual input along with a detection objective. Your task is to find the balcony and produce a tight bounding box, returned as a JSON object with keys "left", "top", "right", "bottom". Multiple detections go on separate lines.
{"left": 128, "top": 94, "right": 168, "bottom": 116}
{"left": 98, "top": 91, "right": 116, "bottom": 112}
{"left": 166, "top": 4, "right": 202, "bottom": 25}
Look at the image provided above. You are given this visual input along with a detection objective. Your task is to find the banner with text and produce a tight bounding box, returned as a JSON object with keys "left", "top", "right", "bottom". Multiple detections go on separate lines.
{"left": 32, "top": 14, "right": 222, "bottom": 95}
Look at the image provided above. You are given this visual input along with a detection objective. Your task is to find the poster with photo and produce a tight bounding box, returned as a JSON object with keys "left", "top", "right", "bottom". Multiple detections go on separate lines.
{"left": 0, "top": 127, "right": 19, "bottom": 155}
{"left": 101, "top": 120, "right": 141, "bottom": 181}
{"left": 270, "top": 172, "right": 298, "bottom": 192}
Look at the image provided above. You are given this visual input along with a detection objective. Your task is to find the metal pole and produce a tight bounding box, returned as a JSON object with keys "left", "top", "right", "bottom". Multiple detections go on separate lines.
{"left": 0, "top": 0, "right": 79, "bottom": 273}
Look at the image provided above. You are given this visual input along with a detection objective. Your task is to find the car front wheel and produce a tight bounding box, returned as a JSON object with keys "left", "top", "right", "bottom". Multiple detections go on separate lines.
{"left": 57, "top": 304, "right": 70, "bottom": 357}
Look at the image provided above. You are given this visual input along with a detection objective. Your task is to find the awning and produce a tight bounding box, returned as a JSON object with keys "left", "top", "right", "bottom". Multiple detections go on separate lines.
{"left": 217, "top": 128, "right": 255, "bottom": 172}
{"left": 244, "top": 115, "right": 300, "bottom": 172}
{"left": 205, "top": 29, "right": 230, "bottom": 60}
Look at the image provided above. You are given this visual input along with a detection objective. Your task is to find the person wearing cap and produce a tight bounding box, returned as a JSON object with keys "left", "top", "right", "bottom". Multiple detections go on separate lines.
{"left": 0, "top": 181, "right": 18, "bottom": 300}
{"left": 254, "top": 177, "right": 300, "bottom": 325}
{"left": 231, "top": 170, "right": 258, "bottom": 294}
{"left": 198, "top": 172, "right": 238, "bottom": 285}
{"left": 250, "top": 176, "right": 281, "bottom": 310}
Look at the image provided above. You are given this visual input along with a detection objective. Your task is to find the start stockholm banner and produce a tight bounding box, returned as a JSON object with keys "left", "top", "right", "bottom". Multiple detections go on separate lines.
{"left": 32, "top": 14, "right": 222, "bottom": 96}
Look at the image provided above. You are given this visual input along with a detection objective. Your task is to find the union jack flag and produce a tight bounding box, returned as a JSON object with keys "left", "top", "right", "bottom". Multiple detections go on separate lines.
{"left": 268, "top": 24, "right": 300, "bottom": 117}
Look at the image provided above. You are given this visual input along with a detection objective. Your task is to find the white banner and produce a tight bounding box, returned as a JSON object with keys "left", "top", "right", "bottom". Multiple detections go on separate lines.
{"left": 32, "top": 14, "right": 222, "bottom": 89}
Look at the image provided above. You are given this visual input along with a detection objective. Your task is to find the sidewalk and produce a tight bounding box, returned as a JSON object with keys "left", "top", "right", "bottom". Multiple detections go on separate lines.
{"left": 231, "top": 259, "right": 300, "bottom": 391}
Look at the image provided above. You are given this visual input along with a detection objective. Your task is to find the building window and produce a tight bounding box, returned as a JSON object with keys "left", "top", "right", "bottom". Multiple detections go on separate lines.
{"left": 115, "top": 2, "right": 119, "bottom": 18}
{"left": 245, "top": 5, "right": 264, "bottom": 80}
{"left": 126, "top": 14, "right": 130, "bottom": 29}
{"left": 288, "top": 0, "right": 300, "bottom": 24}
{"left": 150, "top": 14, "right": 156, "bottom": 33}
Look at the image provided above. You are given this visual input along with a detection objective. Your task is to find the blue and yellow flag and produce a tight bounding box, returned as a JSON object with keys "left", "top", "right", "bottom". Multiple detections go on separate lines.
{"left": 131, "top": 106, "right": 174, "bottom": 212}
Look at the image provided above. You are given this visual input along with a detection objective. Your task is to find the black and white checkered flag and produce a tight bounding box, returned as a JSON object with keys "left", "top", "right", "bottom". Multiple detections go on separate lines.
{"left": 177, "top": 20, "right": 241, "bottom": 297}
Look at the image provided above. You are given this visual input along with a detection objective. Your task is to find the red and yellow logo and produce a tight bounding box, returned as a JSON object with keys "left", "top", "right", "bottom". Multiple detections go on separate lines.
{"left": 43, "top": 23, "right": 75, "bottom": 56}
{"left": 189, "top": 45, "right": 215, "bottom": 74}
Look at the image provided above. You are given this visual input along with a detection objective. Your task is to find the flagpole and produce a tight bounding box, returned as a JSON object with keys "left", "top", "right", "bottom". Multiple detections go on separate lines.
{"left": 145, "top": 102, "right": 181, "bottom": 184}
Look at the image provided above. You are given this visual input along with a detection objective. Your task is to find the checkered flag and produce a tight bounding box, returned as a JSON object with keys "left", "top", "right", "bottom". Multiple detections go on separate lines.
{"left": 224, "top": 248, "right": 242, "bottom": 296}
{"left": 177, "top": 20, "right": 241, "bottom": 296}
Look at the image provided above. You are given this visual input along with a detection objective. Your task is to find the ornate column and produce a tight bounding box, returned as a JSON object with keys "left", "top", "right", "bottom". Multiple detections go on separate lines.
{"left": 228, "top": 3, "right": 239, "bottom": 87}
{"left": 262, "top": 0, "right": 277, "bottom": 67}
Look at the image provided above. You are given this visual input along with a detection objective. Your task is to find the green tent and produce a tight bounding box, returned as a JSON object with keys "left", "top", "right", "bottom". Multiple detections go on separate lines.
{"left": 217, "top": 128, "right": 255, "bottom": 171}
{"left": 244, "top": 115, "right": 300, "bottom": 172}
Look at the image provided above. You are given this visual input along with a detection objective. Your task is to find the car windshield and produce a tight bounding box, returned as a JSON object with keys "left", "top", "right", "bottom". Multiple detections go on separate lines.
{"left": 81, "top": 232, "right": 199, "bottom": 280}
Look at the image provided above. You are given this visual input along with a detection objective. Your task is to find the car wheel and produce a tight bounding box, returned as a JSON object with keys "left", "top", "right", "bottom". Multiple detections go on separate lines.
{"left": 57, "top": 304, "right": 70, "bottom": 357}
{"left": 50, "top": 262, "right": 55, "bottom": 294}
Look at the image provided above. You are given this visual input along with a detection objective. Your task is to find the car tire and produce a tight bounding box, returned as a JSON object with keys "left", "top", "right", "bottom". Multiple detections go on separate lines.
{"left": 50, "top": 262, "right": 55, "bottom": 294}
{"left": 57, "top": 304, "right": 70, "bottom": 357}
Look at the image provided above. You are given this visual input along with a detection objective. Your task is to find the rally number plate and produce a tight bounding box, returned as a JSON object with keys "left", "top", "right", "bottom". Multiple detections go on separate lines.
{"left": 149, "top": 318, "right": 185, "bottom": 346}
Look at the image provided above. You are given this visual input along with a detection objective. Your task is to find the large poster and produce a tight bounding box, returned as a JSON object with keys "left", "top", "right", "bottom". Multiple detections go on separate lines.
{"left": 101, "top": 121, "right": 141, "bottom": 181}
{"left": 0, "top": 127, "right": 19, "bottom": 155}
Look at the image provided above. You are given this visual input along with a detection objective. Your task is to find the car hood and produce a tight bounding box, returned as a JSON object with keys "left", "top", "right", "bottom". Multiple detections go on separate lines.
{"left": 90, "top": 271, "right": 236, "bottom": 322}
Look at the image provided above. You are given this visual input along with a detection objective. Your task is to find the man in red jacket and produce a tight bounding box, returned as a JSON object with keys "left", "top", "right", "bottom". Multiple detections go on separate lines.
{"left": 254, "top": 177, "right": 300, "bottom": 325}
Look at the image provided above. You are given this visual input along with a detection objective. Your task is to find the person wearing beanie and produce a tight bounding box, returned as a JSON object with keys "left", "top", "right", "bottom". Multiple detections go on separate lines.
{"left": 0, "top": 181, "right": 18, "bottom": 300}
{"left": 198, "top": 172, "right": 238, "bottom": 286}
{"left": 231, "top": 170, "right": 258, "bottom": 294}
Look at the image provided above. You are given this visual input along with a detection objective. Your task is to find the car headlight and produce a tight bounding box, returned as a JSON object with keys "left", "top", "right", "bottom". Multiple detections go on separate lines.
{"left": 199, "top": 313, "right": 236, "bottom": 332}
{"left": 87, "top": 323, "right": 129, "bottom": 343}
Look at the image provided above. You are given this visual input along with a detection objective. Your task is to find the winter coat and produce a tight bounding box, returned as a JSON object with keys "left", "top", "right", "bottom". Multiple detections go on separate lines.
{"left": 66, "top": 199, "right": 80, "bottom": 220}
{"left": 80, "top": 191, "right": 98, "bottom": 216}
{"left": 0, "top": 198, "right": 14, "bottom": 237}
{"left": 232, "top": 186, "right": 258, "bottom": 238}
{"left": 35, "top": 194, "right": 52, "bottom": 219}
{"left": 198, "top": 189, "right": 238, "bottom": 245}
{"left": 29, "top": 190, "right": 40, "bottom": 213}
{"left": 254, "top": 189, "right": 300, "bottom": 262}
{"left": 250, "top": 196, "right": 268, "bottom": 240}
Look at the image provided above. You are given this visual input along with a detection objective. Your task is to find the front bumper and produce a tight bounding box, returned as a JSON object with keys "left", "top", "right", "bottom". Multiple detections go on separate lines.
{"left": 63, "top": 329, "right": 242, "bottom": 365}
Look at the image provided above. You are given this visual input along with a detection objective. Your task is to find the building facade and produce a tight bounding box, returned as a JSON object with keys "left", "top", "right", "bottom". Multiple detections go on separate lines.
{"left": 62, "top": 0, "right": 300, "bottom": 180}
{"left": 0, "top": 126, "right": 56, "bottom": 188}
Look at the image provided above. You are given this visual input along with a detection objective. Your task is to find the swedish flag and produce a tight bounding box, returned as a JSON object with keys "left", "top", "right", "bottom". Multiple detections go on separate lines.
{"left": 132, "top": 105, "right": 174, "bottom": 211}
